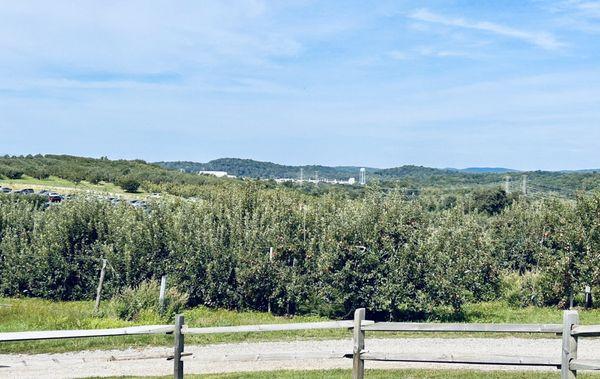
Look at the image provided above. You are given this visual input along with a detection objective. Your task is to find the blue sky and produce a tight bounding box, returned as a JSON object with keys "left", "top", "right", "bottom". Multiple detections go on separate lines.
{"left": 1, "top": 0, "right": 599, "bottom": 170}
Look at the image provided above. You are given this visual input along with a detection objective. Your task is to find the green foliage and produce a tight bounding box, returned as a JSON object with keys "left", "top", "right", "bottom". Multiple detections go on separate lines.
{"left": 471, "top": 187, "right": 510, "bottom": 215}
{"left": 0, "top": 165, "right": 24, "bottom": 179}
{"left": 3, "top": 163, "right": 600, "bottom": 320}
{"left": 117, "top": 176, "right": 141, "bottom": 193}
{"left": 0, "top": 154, "right": 223, "bottom": 193}
{"left": 107, "top": 280, "right": 188, "bottom": 321}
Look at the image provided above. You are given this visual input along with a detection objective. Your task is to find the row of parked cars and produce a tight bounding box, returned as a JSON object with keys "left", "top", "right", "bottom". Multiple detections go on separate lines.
{"left": 105, "top": 196, "right": 149, "bottom": 209}
{"left": 1, "top": 187, "right": 154, "bottom": 210}
{"left": 0, "top": 187, "right": 65, "bottom": 203}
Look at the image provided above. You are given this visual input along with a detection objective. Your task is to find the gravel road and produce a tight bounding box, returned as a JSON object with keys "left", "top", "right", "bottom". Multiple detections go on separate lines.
{"left": 2, "top": 337, "right": 599, "bottom": 378}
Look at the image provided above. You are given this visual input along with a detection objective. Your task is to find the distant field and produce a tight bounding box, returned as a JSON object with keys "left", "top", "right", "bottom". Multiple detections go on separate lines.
{"left": 0, "top": 175, "right": 146, "bottom": 199}
{"left": 3, "top": 298, "right": 600, "bottom": 354}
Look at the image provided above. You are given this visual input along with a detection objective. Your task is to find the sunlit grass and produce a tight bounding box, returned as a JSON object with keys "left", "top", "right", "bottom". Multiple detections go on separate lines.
{"left": 3, "top": 298, "right": 600, "bottom": 354}
{"left": 91, "top": 368, "right": 600, "bottom": 378}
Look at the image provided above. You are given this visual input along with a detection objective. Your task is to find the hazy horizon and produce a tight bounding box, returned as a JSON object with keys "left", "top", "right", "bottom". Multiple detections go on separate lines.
{"left": 1, "top": 1, "right": 599, "bottom": 171}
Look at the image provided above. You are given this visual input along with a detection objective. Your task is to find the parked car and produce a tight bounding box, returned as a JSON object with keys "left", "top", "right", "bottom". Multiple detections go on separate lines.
{"left": 128, "top": 199, "right": 148, "bottom": 209}
{"left": 0, "top": 187, "right": 12, "bottom": 193}
{"left": 15, "top": 188, "right": 34, "bottom": 195}
{"left": 48, "top": 193, "right": 63, "bottom": 203}
{"left": 38, "top": 189, "right": 51, "bottom": 196}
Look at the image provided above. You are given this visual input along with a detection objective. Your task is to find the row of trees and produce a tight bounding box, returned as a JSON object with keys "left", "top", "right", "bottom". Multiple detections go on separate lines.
{"left": 0, "top": 154, "right": 220, "bottom": 187}
{"left": 1, "top": 183, "right": 599, "bottom": 319}
{"left": 4, "top": 155, "right": 600, "bottom": 198}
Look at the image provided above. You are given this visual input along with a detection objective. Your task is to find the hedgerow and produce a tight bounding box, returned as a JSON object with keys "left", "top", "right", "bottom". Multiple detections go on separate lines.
{"left": 1, "top": 186, "right": 600, "bottom": 320}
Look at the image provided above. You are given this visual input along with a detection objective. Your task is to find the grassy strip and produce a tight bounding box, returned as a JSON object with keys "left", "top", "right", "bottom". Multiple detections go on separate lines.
{"left": 90, "top": 368, "right": 600, "bottom": 378}
{"left": 0, "top": 298, "right": 339, "bottom": 353}
{"left": 3, "top": 298, "right": 600, "bottom": 354}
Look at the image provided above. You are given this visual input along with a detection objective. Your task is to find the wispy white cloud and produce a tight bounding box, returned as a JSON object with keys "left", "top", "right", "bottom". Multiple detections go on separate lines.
{"left": 545, "top": 1, "right": 600, "bottom": 33}
{"left": 568, "top": 0, "right": 600, "bottom": 17}
{"left": 388, "top": 47, "right": 472, "bottom": 61}
{"left": 409, "top": 9, "right": 563, "bottom": 50}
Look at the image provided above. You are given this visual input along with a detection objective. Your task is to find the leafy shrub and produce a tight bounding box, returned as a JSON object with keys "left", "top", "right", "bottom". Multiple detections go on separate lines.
{"left": 117, "top": 177, "right": 141, "bottom": 193}
{"left": 471, "top": 188, "right": 509, "bottom": 215}
{"left": 3, "top": 180, "right": 600, "bottom": 320}
{"left": 0, "top": 166, "right": 24, "bottom": 179}
{"left": 502, "top": 272, "right": 542, "bottom": 307}
{"left": 108, "top": 280, "right": 188, "bottom": 321}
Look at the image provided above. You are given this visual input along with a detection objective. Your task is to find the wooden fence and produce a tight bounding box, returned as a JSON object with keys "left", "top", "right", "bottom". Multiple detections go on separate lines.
{"left": 349, "top": 308, "right": 600, "bottom": 379}
{"left": 1, "top": 309, "right": 599, "bottom": 378}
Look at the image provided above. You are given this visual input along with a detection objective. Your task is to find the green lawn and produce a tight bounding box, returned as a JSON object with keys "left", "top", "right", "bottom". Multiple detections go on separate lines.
{"left": 2, "top": 297, "right": 600, "bottom": 354}
{"left": 0, "top": 297, "right": 338, "bottom": 353}
{"left": 91, "top": 368, "right": 600, "bottom": 378}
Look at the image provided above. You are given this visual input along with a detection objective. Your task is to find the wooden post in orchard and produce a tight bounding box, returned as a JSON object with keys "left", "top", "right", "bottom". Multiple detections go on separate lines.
{"left": 94, "top": 258, "right": 107, "bottom": 313}
{"left": 268, "top": 247, "right": 273, "bottom": 314}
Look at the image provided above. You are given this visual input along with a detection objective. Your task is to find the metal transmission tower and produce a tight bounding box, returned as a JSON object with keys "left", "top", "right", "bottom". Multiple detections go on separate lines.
{"left": 504, "top": 176, "right": 511, "bottom": 194}
{"left": 359, "top": 168, "right": 366, "bottom": 185}
{"left": 522, "top": 175, "right": 528, "bottom": 196}
{"left": 300, "top": 168, "right": 304, "bottom": 182}
{"left": 314, "top": 171, "right": 318, "bottom": 182}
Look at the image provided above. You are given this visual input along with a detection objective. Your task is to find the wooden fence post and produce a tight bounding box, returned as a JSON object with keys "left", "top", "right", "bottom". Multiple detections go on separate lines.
{"left": 94, "top": 258, "right": 107, "bottom": 313}
{"left": 352, "top": 308, "right": 365, "bottom": 379}
{"left": 561, "top": 310, "right": 579, "bottom": 379}
{"left": 174, "top": 314, "right": 184, "bottom": 379}
{"left": 159, "top": 275, "right": 167, "bottom": 314}
{"left": 585, "top": 285, "right": 592, "bottom": 309}
{"left": 268, "top": 247, "right": 273, "bottom": 314}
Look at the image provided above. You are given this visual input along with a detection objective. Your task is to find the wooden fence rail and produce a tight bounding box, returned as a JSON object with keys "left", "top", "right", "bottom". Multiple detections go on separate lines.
{"left": 0, "top": 318, "right": 369, "bottom": 378}
{"left": 351, "top": 308, "right": 600, "bottom": 379}
{"left": 1, "top": 309, "right": 599, "bottom": 378}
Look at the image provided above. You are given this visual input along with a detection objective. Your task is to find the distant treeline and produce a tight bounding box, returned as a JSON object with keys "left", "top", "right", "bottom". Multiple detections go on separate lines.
{"left": 0, "top": 154, "right": 222, "bottom": 187}
{"left": 1, "top": 183, "right": 599, "bottom": 319}
{"left": 0, "top": 155, "right": 361, "bottom": 197}
{"left": 157, "top": 158, "right": 373, "bottom": 180}
{"left": 2, "top": 155, "right": 600, "bottom": 198}
{"left": 159, "top": 158, "right": 600, "bottom": 197}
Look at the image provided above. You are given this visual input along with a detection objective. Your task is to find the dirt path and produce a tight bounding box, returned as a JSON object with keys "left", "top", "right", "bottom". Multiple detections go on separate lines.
{"left": 2, "top": 337, "right": 599, "bottom": 378}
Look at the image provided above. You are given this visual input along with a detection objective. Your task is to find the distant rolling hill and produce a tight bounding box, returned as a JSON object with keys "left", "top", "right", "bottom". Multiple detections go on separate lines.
{"left": 156, "top": 158, "right": 376, "bottom": 180}
{"left": 158, "top": 159, "right": 519, "bottom": 180}
{"left": 457, "top": 167, "right": 519, "bottom": 174}
{"left": 156, "top": 158, "right": 600, "bottom": 196}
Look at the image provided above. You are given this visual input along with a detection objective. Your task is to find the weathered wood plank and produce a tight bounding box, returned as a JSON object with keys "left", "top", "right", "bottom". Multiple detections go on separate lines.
{"left": 362, "top": 322, "right": 562, "bottom": 334}
{"left": 94, "top": 258, "right": 107, "bottom": 313}
{"left": 570, "top": 359, "right": 600, "bottom": 371}
{"left": 572, "top": 325, "right": 600, "bottom": 337}
{"left": 173, "top": 314, "right": 184, "bottom": 379}
{"left": 182, "top": 320, "right": 373, "bottom": 335}
{"left": 359, "top": 351, "right": 561, "bottom": 367}
{"left": 0, "top": 325, "right": 174, "bottom": 342}
{"left": 562, "top": 310, "right": 579, "bottom": 379}
{"left": 352, "top": 308, "right": 366, "bottom": 379}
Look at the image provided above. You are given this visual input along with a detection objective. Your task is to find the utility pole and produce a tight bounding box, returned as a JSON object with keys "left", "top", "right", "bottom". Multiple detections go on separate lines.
{"left": 522, "top": 175, "right": 528, "bottom": 196}
{"left": 504, "top": 176, "right": 511, "bottom": 194}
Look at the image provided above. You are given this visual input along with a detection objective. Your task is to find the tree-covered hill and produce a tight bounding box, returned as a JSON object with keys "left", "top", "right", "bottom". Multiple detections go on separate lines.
{"left": 2, "top": 155, "right": 600, "bottom": 198}
{"left": 156, "top": 158, "right": 376, "bottom": 180}
{"left": 157, "top": 158, "right": 600, "bottom": 196}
